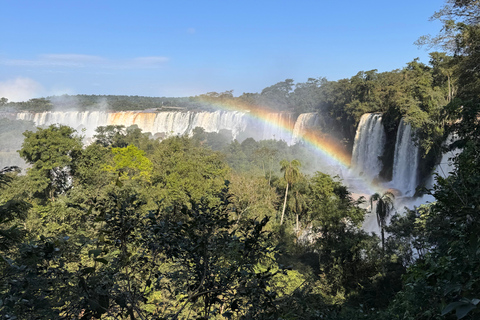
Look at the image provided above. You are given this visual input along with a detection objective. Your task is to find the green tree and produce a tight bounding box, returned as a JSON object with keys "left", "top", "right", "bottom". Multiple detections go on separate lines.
{"left": 429, "top": 51, "right": 457, "bottom": 102}
{"left": 19, "top": 125, "right": 83, "bottom": 201}
{"left": 227, "top": 173, "right": 279, "bottom": 230}
{"left": 286, "top": 175, "right": 308, "bottom": 235}
{"left": 103, "top": 144, "right": 153, "bottom": 184}
{"left": 370, "top": 191, "right": 395, "bottom": 256}
{"left": 253, "top": 146, "right": 278, "bottom": 184}
{"left": 260, "top": 79, "right": 295, "bottom": 110}
{"left": 151, "top": 136, "right": 230, "bottom": 208}
{"left": 298, "top": 172, "right": 377, "bottom": 304}
{"left": 93, "top": 125, "right": 127, "bottom": 147}
{"left": 0, "top": 167, "right": 29, "bottom": 252}
{"left": 279, "top": 159, "right": 301, "bottom": 225}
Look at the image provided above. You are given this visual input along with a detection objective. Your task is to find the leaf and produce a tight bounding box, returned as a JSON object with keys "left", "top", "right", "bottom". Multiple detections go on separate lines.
{"left": 94, "top": 258, "right": 108, "bottom": 264}
{"left": 88, "top": 249, "right": 102, "bottom": 257}
{"left": 81, "top": 267, "right": 96, "bottom": 274}
{"left": 442, "top": 300, "right": 478, "bottom": 319}
{"left": 115, "top": 178, "right": 123, "bottom": 187}
{"left": 442, "top": 301, "right": 466, "bottom": 315}
{"left": 456, "top": 304, "right": 476, "bottom": 319}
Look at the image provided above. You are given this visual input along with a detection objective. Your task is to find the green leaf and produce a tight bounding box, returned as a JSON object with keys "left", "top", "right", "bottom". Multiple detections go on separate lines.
{"left": 442, "top": 301, "right": 466, "bottom": 316}
{"left": 442, "top": 300, "right": 478, "bottom": 319}
{"left": 115, "top": 178, "right": 123, "bottom": 187}
{"left": 81, "top": 267, "right": 96, "bottom": 274}
{"left": 94, "top": 258, "right": 108, "bottom": 264}
{"left": 456, "top": 304, "right": 476, "bottom": 319}
{"left": 88, "top": 249, "right": 102, "bottom": 258}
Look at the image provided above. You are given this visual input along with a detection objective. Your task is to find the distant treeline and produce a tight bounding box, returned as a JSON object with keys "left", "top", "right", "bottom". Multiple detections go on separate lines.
{"left": 0, "top": 95, "right": 214, "bottom": 112}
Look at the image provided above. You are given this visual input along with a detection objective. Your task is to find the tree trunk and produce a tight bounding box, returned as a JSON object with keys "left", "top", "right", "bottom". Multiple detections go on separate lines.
{"left": 268, "top": 158, "right": 273, "bottom": 185}
{"left": 381, "top": 227, "right": 385, "bottom": 255}
{"left": 448, "top": 74, "right": 452, "bottom": 102}
{"left": 280, "top": 183, "right": 289, "bottom": 225}
{"left": 296, "top": 214, "right": 299, "bottom": 235}
{"left": 381, "top": 226, "right": 386, "bottom": 274}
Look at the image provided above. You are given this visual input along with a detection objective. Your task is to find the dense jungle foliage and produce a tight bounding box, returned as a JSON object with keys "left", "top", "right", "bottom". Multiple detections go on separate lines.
{"left": 1, "top": 0, "right": 480, "bottom": 318}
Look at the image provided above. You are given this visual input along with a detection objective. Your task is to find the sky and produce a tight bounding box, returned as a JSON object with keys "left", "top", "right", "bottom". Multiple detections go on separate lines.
{"left": 0, "top": 0, "right": 445, "bottom": 101}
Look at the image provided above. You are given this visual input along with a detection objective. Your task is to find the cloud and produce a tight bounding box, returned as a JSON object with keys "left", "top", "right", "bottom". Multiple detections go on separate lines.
{"left": 1, "top": 54, "right": 168, "bottom": 69}
{"left": 187, "top": 27, "right": 196, "bottom": 34}
{"left": 0, "top": 77, "right": 44, "bottom": 102}
{"left": 131, "top": 56, "right": 169, "bottom": 68}
{"left": 3, "top": 54, "right": 105, "bottom": 67}
{"left": 42, "top": 54, "right": 106, "bottom": 66}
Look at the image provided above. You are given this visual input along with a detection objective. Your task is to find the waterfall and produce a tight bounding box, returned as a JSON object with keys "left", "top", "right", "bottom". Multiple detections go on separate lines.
{"left": 261, "top": 113, "right": 295, "bottom": 142}
{"left": 16, "top": 111, "right": 110, "bottom": 136}
{"left": 351, "top": 113, "right": 386, "bottom": 180}
{"left": 152, "top": 112, "right": 193, "bottom": 137}
{"left": 15, "top": 110, "right": 249, "bottom": 139}
{"left": 11, "top": 110, "right": 328, "bottom": 145}
{"left": 391, "top": 119, "right": 419, "bottom": 196}
{"left": 292, "top": 113, "right": 319, "bottom": 144}
{"left": 189, "top": 111, "right": 247, "bottom": 138}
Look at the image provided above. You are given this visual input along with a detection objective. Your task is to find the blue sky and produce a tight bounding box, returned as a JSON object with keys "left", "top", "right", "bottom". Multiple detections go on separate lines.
{"left": 0, "top": 0, "right": 444, "bottom": 101}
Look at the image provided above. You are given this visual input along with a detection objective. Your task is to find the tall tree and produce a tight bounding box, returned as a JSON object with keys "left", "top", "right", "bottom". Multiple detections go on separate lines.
{"left": 19, "top": 125, "right": 83, "bottom": 201}
{"left": 0, "top": 166, "right": 29, "bottom": 251}
{"left": 260, "top": 79, "right": 295, "bottom": 110}
{"left": 279, "top": 159, "right": 301, "bottom": 225}
{"left": 370, "top": 191, "right": 395, "bottom": 255}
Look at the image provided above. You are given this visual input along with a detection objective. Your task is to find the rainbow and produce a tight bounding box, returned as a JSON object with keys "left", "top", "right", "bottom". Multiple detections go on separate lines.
{"left": 196, "top": 97, "right": 385, "bottom": 195}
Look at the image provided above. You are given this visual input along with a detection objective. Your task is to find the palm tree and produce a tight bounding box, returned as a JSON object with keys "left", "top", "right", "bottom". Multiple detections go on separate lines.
{"left": 370, "top": 191, "right": 395, "bottom": 254}
{"left": 280, "top": 159, "right": 301, "bottom": 225}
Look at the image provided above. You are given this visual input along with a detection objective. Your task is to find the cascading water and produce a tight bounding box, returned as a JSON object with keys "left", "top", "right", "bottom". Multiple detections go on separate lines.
{"left": 15, "top": 110, "right": 250, "bottom": 140}
{"left": 189, "top": 111, "right": 247, "bottom": 138}
{"left": 391, "top": 119, "right": 419, "bottom": 196}
{"left": 261, "top": 113, "right": 295, "bottom": 142}
{"left": 16, "top": 111, "right": 110, "bottom": 137}
{"left": 291, "top": 113, "right": 319, "bottom": 144}
{"left": 10, "top": 110, "right": 328, "bottom": 146}
{"left": 351, "top": 113, "right": 386, "bottom": 180}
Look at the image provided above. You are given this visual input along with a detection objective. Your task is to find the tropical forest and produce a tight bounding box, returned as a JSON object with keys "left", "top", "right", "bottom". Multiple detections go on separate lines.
{"left": 1, "top": 1, "right": 480, "bottom": 319}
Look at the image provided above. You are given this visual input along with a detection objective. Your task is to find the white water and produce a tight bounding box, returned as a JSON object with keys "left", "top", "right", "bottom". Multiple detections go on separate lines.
{"left": 291, "top": 113, "right": 319, "bottom": 144}
{"left": 351, "top": 113, "right": 386, "bottom": 181}
{"left": 12, "top": 110, "right": 324, "bottom": 145}
{"left": 260, "top": 113, "right": 295, "bottom": 142}
{"left": 15, "top": 111, "right": 250, "bottom": 139}
{"left": 16, "top": 111, "right": 110, "bottom": 137}
{"left": 391, "top": 119, "right": 419, "bottom": 196}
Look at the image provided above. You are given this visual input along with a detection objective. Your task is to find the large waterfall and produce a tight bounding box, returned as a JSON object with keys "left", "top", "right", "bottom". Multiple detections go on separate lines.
{"left": 391, "top": 119, "right": 419, "bottom": 196}
{"left": 351, "top": 113, "right": 386, "bottom": 180}
{"left": 13, "top": 110, "right": 318, "bottom": 144}
{"left": 15, "top": 111, "right": 249, "bottom": 140}
{"left": 5, "top": 109, "right": 448, "bottom": 204}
